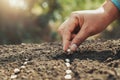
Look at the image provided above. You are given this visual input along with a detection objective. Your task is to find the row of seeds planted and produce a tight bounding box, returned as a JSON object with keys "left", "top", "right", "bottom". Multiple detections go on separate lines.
{"left": 10, "top": 59, "right": 28, "bottom": 79}
{"left": 64, "top": 49, "right": 73, "bottom": 79}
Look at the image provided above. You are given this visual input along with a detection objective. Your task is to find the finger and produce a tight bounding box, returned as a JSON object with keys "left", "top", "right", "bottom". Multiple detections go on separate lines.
{"left": 62, "top": 27, "right": 78, "bottom": 51}
{"left": 70, "top": 29, "right": 89, "bottom": 51}
{"left": 61, "top": 14, "right": 79, "bottom": 51}
{"left": 71, "top": 34, "right": 76, "bottom": 39}
{"left": 58, "top": 19, "right": 71, "bottom": 36}
{"left": 62, "top": 30, "right": 71, "bottom": 51}
{"left": 63, "top": 32, "right": 76, "bottom": 51}
{"left": 58, "top": 23, "right": 66, "bottom": 36}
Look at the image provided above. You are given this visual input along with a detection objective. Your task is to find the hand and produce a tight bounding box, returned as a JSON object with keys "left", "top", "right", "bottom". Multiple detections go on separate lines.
{"left": 58, "top": 0, "right": 119, "bottom": 51}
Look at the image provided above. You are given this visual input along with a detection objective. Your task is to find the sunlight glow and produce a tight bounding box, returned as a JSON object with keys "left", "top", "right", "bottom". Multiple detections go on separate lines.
{"left": 8, "top": 0, "right": 27, "bottom": 9}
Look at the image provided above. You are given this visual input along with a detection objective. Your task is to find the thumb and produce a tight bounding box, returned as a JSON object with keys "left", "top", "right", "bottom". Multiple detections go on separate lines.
{"left": 70, "top": 29, "right": 88, "bottom": 51}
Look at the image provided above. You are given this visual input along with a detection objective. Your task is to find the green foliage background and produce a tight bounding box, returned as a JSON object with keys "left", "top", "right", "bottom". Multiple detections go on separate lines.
{"left": 0, "top": 0, "right": 119, "bottom": 44}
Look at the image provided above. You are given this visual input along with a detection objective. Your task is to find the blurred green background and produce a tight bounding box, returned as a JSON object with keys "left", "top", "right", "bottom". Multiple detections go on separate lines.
{"left": 0, "top": 0, "right": 120, "bottom": 44}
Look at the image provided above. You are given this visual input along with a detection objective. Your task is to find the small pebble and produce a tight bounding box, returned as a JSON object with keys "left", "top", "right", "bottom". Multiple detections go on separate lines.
{"left": 64, "top": 74, "right": 72, "bottom": 79}
{"left": 65, "top": 59, "right": 70, "bottom": 63}
{"left": 66, "top": 70, "right": 72, "bottom": 74}
{"left": 23, "top": 62, "right": 28, "bottom": 65}
{"left": 14, "top": 68, "right": 20, "bottom": 74}
{"left": 20, "top": 65, "right": 26, "bottom": 69}
{"left": 65, "top": 63, "right": 71, "bottom": 67}
{"left": 10, "top": 74, "right": 17, "bottom": 79}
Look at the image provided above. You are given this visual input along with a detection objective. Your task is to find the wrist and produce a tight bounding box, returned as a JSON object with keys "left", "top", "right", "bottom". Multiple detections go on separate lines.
{"left": 103, "top": 0, "right": 119, "bottom": 23}
{"left": 111, "top": 0, "right": 120, "bottom": 10}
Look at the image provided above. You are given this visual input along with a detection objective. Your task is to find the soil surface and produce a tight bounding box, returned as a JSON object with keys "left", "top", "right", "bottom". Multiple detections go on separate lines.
{"left": 0, "top": 39, "right": 120, "bottom": 80}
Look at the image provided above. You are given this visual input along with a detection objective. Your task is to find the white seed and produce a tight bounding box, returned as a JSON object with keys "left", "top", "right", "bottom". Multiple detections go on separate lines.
{"left": 21, "top": 43, "right": 26, "bottom": 45}
{"left": 23, "top": 62, "right": 28, "bottom": 65}
{"left": 10, "top": 74, "right": 17, "bottom": 79}
{"left": 65, "top": 63, "right": 71, "bottom": 67}
{"left": 64, "top": 74, "right": 72, "bottom": 79}
{"left": 67, "top": 49, "right": 71, "bottom": 53}
{"left": 14, "top": 68, "right": 20, "bottom": 74}
{"left": 66, "top": 69, "right": 72, "bottom": 74}
{"left": 25, "top": 59, "right": 28, "bottom": 61}
{"left": 20, "top": 65, "right": 26, "bottom": 69}
{"left": 65, "top": 59, "right": 70, "bottom": 63}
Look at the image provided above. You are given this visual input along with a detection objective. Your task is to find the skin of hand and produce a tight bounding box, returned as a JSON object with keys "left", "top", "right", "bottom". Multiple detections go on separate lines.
{"left": 58, "top": 0, "right": 119, "bottom": 51}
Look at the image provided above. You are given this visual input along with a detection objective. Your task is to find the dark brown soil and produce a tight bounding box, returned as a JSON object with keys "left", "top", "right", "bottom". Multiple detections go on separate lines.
{"left": 0, "top": 39, "right": 120, "bottom": 80}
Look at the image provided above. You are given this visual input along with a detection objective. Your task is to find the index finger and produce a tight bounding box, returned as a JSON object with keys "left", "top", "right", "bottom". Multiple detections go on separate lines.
{"left": 62, "top": 17, "right": 79, "bottom": 51}
{"left": 62, "top": 29, "right": 71, "bottom": 51}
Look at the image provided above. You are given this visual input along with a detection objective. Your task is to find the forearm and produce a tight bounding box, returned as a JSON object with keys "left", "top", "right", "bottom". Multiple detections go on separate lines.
{"left": 102, "top": 0, "right": 120, "bottom": 24}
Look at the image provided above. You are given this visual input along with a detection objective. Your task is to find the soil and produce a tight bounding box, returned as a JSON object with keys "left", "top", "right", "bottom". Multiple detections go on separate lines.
{"left": 0, "top": 39, "right": 120, "bottom": 80}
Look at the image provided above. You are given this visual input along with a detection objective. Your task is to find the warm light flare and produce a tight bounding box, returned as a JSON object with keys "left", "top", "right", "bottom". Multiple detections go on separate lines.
{"left": 8, "top": 0, "right": 27, "bottom": 9}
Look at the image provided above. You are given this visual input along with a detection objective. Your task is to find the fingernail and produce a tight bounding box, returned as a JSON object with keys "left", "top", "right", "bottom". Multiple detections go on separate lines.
{"left": 70, "top": 44, "right": 77, "bottom": 51}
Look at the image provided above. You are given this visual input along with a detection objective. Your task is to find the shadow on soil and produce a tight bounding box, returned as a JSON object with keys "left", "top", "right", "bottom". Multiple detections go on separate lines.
{"left": 54, "top": 50, "right": 120, "bottom": 62}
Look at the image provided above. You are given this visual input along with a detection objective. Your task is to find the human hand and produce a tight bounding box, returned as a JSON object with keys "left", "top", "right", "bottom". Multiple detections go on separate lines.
{"left": 58, "top": 0, "right": 119, "bottom": 51}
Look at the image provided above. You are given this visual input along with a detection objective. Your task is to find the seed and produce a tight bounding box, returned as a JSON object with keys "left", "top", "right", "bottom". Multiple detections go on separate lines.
{"left": 20, "top": 65, "right": 26, "bottom": 69}
{"left": 65, "top": 63, "right": 70, "bottom": 67}
{"left": 23, "top": 62, "right": 27, "bottom": 65}
{"left": 66, "top": 70, "right": 72, "bottom": 74}
{"left": 65, "top": 59, "right": 70, "bottom": 63}
{"left": 21, "top": 43, "right": 26, "bottom": 45}
{"left": 64, "top": 74, "right": 72, "bottom": 79}
{"left": 25, "top": 59, "right": 28, "bottom": 61}
{"left": 10, "top": 74, "right": 17, "bottom": 79}
{"left": 67, "top": 49, "right": 71, "bottom": 53}
{"left": 14, "top": 68, "right": 20, "bottom": 74}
